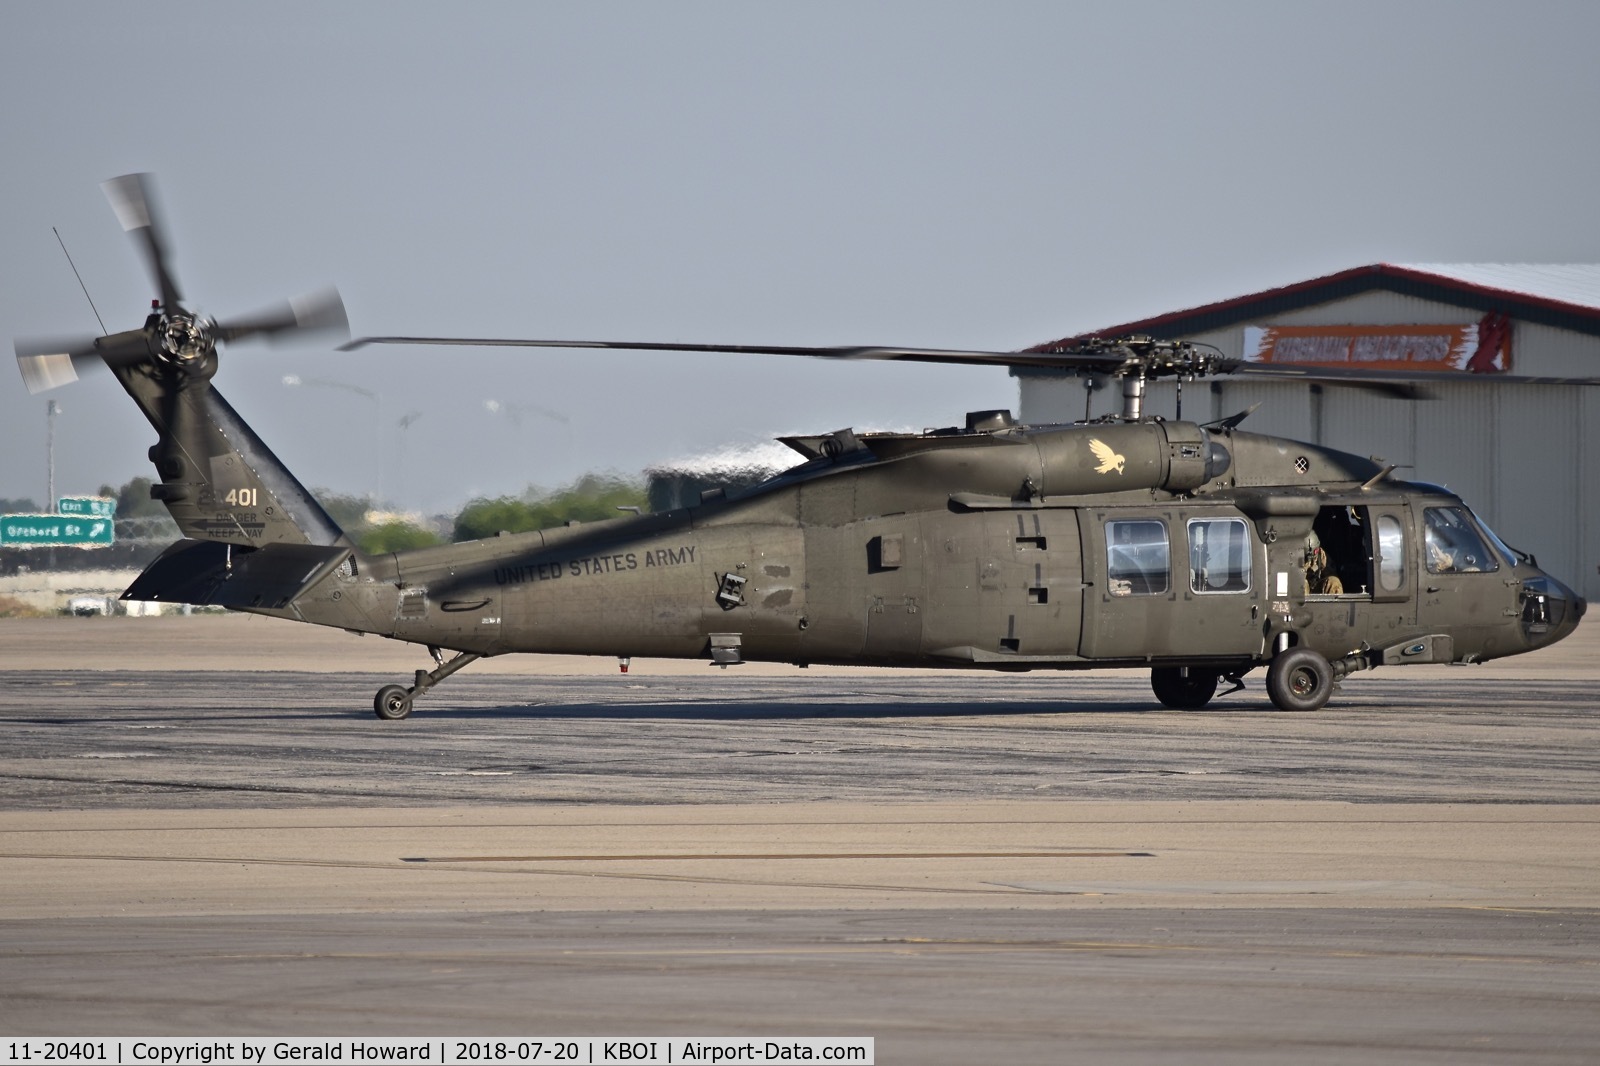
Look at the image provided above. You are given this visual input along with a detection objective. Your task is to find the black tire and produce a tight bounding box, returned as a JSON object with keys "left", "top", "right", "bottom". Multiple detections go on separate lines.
{"left": 1265, "top": 647, "right": 1334, "bottom": 712}
{"left": 1150, "top": 667, "right": 1220, "bottom": 709}
{"left": 374, "top": 684, "right": 414, "bottom": 720}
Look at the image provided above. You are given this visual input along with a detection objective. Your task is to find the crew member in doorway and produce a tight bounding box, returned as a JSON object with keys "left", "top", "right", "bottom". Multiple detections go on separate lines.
{"left": 1304, "top": 530, "right": 1344, "bottom": 594}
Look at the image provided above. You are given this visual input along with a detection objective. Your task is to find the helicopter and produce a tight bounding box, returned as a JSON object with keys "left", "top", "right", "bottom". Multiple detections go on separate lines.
{"left": 13, "top": 174, "right": 1588, "bottom": 719}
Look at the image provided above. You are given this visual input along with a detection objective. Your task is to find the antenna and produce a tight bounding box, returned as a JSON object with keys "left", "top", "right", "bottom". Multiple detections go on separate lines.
{"left": 53, "top": 227, "right": 108, "bottom": 336}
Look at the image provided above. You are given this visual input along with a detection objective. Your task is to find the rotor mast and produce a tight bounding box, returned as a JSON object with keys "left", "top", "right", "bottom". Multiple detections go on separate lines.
{"left": 1120, "top": 368, "right": 1148, "bottom": 421}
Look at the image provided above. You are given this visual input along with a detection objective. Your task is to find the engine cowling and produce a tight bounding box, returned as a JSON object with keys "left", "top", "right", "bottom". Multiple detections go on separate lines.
{"left": 1032, "top": 421, "right": 1230, "bottom": 497}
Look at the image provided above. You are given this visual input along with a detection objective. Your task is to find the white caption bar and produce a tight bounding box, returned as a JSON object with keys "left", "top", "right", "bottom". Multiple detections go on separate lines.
{"left": 1, "top": 1039, "right": 874, "bottom": 1066}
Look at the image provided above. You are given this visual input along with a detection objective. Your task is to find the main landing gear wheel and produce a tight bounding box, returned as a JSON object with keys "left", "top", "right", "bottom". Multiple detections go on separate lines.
{"left": 374, "top": 684, "right": 414, "bottom": 720}
{"left": 1265, "top": 647, "right": 1334, "bottom": 712}
{"left": 1150, "top": 667, "right": 1220, "bottom": 709}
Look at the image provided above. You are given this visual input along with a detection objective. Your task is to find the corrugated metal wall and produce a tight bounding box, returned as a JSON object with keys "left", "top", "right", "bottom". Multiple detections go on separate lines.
{"left": 1495, "top": 385, "right": 1580, "bottom": 580}
{"left": 1017, "top": 295, "right": 1600, "bottom": 597}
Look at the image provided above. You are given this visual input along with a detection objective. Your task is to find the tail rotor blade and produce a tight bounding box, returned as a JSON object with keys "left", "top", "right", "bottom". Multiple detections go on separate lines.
{"left": 15, "top": 340, "right": 89, "bottom": 393}
{"left": 101, "top": 173, "right": 184, "bottom": 312}
{"left": 15, "top": 329, "right": 157, "bottom": 394}
{"left": 17, "top": 355, "right": 78, "bottom": 394}
{"left": 213, "top": 287, "right": 349, "bottom": 345}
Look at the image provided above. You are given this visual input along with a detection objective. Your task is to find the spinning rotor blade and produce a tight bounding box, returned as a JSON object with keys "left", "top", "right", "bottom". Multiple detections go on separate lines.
{"left": 15, "top": 329, "right": 152, "bottom": 394}
{"left": 14, "top": 173, "right": 353, "bottom": 404}
{"left": 335, "top": 334, "right": 1600, "bottom": 399}
{"left": 213, "top": 287, "right": 349, "bottom": 345}
{"left": 1222, "top": 359, "right": 1600, "bottom": 390}
{"left": 102, "top": 173, "right": 183, "bottom": 312}
{"left": 1221, "top": 361, "right": 1433, "bottom": 399}
{"left": 338, "top": 335, "right": 1127, "bottom": 373}
{"left": 15, "top": 335, "right": 98, "bottom": 393}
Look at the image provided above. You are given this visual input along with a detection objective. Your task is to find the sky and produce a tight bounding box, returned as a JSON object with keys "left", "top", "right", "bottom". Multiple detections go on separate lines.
{"left": 3, "top": 1, "right": 1598, "bottom": 516}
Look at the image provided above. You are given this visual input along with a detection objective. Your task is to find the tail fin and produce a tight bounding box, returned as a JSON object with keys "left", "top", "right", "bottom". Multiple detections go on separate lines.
{"left": 116, "top": 360, "right": 349, "bottom": 548}
{"left": 115, "top": 365, "right": 376, "bottom": 616}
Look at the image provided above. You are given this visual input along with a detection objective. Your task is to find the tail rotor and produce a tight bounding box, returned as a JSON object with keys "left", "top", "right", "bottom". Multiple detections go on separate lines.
{"left": 14, "top": 172, "right": 350, "bottom": 397}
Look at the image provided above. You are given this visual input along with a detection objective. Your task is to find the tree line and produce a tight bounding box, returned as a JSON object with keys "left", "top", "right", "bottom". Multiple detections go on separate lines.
{"left": 327, "top": 473, "right": 649, "bottom": 553}
{"left": 1, "top": 474, "right": 649, "bottom": 571}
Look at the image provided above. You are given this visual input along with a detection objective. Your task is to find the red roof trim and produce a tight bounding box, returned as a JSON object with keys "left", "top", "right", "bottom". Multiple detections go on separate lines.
{"left": 1377, "top": 264, "right": 1600, "bottom": 320}
{"left": 1026, "top": 263, "right": 1600, "bottom": 351}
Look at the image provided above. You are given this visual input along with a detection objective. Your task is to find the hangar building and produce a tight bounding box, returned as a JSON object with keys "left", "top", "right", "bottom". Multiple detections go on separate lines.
{"left": 1016, "top": 264, "right": 1600, "bottom": 598}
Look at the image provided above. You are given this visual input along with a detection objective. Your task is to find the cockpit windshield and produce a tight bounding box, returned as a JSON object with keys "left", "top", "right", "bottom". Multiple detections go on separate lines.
{"left": 1468, "top": 509, "right": 1526, "bottom": 568}
{"left": 1424, "top": 506, "right": 1499, "bottom": 574}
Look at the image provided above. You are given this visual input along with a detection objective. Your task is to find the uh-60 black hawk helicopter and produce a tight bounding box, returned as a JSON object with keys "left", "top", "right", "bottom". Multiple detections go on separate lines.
{"left": 15, "top": 174, "right": 1587, "bottom": 718}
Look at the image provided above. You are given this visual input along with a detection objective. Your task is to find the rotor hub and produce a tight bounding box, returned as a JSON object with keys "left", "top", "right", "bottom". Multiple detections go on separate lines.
{"left": 157, "top": 312, "right": 215, "bottom": 369}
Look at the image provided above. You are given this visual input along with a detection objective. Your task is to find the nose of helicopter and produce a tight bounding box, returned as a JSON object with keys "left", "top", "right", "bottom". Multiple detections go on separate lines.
{"left": 1521, "top": 573, "right": 1584, "bottom": 650}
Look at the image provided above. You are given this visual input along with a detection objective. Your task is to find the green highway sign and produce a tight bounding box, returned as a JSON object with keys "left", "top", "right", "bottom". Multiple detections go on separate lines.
{"left": 0, "top": 513, "right": 115, "bottom": 547}
{"left": 58, "top": 496, "right": 115, "bottom": 517}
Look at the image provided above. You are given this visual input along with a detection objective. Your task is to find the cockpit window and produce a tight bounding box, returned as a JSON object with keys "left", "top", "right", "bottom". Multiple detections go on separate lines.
{"left": 1424, "top": 506, "right": 1499, "bottom": 574}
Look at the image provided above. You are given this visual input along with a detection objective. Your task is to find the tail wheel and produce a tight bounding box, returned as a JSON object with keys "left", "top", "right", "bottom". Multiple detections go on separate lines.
{"left": 374, "top": 685, "right": 414, "bottom": 720}
{"left": 1265, "top": 647, "right": 1334, "bottom": 712}
{"left": 1150, "top": 667, "right": 1220, "bottom": 709}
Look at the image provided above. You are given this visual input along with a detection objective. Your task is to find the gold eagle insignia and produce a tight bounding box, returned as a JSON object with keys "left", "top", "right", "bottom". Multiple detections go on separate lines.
{"left": 1089, "top": 437, "right": 1126, "bottom": 475}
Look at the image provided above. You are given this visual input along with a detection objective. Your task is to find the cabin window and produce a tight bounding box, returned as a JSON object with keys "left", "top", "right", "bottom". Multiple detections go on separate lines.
{"left": 1376, "top": 515, "right": 1406, "bottom": 591}
{"left": 1424, "top": 506, "right": 1498, "bottom": 574}
{"left": 1105, "top": 519, "right": 1169, "bottom": 596}
{"left": 1187, "top": 518, "right": 1251, "bottom": 593}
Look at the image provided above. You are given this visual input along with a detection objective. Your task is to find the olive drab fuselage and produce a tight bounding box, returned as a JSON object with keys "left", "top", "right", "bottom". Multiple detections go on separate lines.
{"left": 38, "top": 172, "right": 1584, "bottom": 718}
{"left": 268, "top": 415, "right": 1581, "bottom": 674}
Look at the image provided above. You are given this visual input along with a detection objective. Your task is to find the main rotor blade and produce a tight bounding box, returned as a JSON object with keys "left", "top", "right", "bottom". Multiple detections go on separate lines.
{"left": 339, "top": 334, "right": 1600, "bottom": 391}
{"left": 15, "top": 329, "right": 152, "bottom": 394}
{"left": 213, "top": 287, "right": 350, "bottom": 345}
{"left": 1224, "top": 360, "right": 1600, "bottom": 389}
{"left": 102, "top": 173, "right": 184, "bottom": 313}
{"left": 338, "top": 335, "right": 1126, "bottom": 372}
